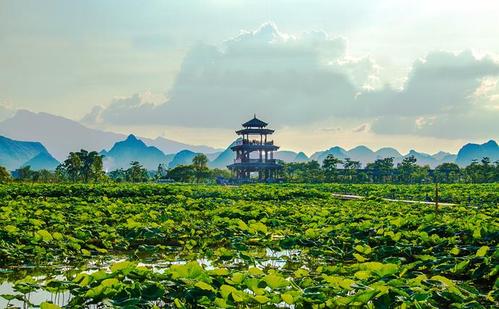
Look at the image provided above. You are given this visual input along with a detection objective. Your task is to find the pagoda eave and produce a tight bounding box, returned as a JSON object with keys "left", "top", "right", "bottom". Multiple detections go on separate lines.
{"left": 230, "top": 144, "right": 279, "bottom": 151}
{"left": 236, "top": 128, "right": 275, "bottom": 135}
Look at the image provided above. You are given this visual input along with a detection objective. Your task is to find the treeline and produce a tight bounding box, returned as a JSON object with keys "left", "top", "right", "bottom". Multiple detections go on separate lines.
{"left": 280, "top": 155, "right": 499, "bottom": 183}
{"left": 0, "top": 150, "right": 228, "bottom": 184}
{"left": 0, "top": 150, "right": 497, "bottom": 184}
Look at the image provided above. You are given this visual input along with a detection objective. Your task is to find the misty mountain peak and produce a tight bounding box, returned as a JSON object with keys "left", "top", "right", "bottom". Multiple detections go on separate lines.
{"left": 126, "top": 134, "right": 138, "bottom": 142}
{"left": 484, "top": 139, "right": 498, "bottom": 147}
{"left": 349, "top": 145, "right": 373, "bottom": 154}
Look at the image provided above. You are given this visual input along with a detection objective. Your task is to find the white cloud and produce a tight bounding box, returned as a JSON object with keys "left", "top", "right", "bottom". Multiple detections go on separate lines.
{"left": 363, "top": 50, "right": 499, "bottom": 138}
{"left": 0, "top": 102, "right": 15, "bottom": 122}
{"left": 86, "top": 23, "right": 377, "bottom": 127}
{"left": 84, "top": 24, "right": 499, "bottom": 140}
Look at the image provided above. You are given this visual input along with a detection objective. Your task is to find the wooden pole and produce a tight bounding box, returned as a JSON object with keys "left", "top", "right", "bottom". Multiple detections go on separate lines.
{"left": 435, "top": 182, "right": 439, "bottom": 214}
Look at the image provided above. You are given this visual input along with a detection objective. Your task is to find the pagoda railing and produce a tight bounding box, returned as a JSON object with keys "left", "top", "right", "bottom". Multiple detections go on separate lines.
{"left": 233, "top": 158, "right": 278, "bottom": 164}
{"left": 234, "top": 140, "right": 274, "bottom": 146}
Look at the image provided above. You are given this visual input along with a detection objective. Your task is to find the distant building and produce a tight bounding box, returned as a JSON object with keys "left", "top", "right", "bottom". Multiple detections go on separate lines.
{"left": 227, "top": 115, "right": 282, "bottom": 180}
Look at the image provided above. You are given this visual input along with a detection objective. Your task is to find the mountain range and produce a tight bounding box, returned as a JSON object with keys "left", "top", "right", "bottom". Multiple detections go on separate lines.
{"left": 0, "top": 110, "right": 219, "bottom": 161}
{"left": 1, "top": 133, "right": 497, "bottom": 171}
{"left": 105, "top": 136, "right": 497, "bottom": 170}
{"left": 309, "top": 145, "right": 461, "bottom": 168}
{"left": 100, "top": 134, "right": 170, "bottom": 171}
{"left": 0, "top": 111, "right": 497, "bottom": 171}
{"left": 456, "top": 140, "right": 499, "bottom": 166}
{"left": 0, "top": 135, "right": 59, "bottom": 170}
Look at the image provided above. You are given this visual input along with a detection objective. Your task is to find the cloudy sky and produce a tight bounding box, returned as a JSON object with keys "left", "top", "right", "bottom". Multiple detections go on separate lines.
{"left": 1, "top": 0, "right": 498, "bottom": 154}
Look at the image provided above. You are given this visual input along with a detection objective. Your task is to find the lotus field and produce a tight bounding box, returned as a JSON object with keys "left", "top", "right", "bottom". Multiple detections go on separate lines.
{"left": 0, "top": 183, "right": 498, "bottom": 308}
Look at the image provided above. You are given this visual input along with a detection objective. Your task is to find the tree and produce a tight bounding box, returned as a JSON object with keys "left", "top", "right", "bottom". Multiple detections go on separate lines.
{"left": 168, "top": 165, "right": 195, "bottom": 183}
{"left": 192, "top": 154, "right": 210, "bottom": 183}
{"left": 126, "top": 161, "right": 149, "bottom": 182}
{"left": 0, "top": 166, "right": 11, "bottom": 183}
{"left": 397, "top": 155, "right": 418, "bottom": 183}
{"left": 366, "top": 157, "right": 394, "bottom": 183}
{"left": 15, "top": 165, "right": 34, "bottom": 181}
{"left": 412, "top": 165, "right": 431, "bottom": 184}
{"left": 304, "top": 160, "right": 324, "bottom": 183}
{"left": 343, "top": 158, "right": 361, "bottom": 183}
{"left": 156, "top": 164, "right": 168, "bottom": 180}
{"left": 435, "top": 162, "right": 461, "bottom": 183}
{"left": 211, "top": 168, "right": 231, "bottom": 180}
{"left": 109, "top": 168, "right": 127, "bottom": 182}
{"left": 83, "top": 150, "right": 105, "bottom": 182}
{"left": 322, "top": 155, "right": 343, "bottom": 182}
{"left": 55, "top": 165, "right": 68, "bottom": 182}
{"left": 60, "top": 150, "right": 105, "bottom": 182}
{"left": 281, "top": 162, "right": 304, "bottom": 182}
{"left": 463, "top": 157, "right": 497, "bottom": 183}
{"left": 31, "top": 169, "right": 57, "bottom": 183}
{"left": 63, "top": 151, "right": 82, "bottom": 182}
{"left": 192, "top": 154, "right": 208, "bottom": 169}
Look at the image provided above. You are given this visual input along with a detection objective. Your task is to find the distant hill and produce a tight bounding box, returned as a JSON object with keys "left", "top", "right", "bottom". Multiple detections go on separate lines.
{"left": 22, "top": 152, "right": 59, "bottom": 171}
{"left": 0, "top": 135, "right": 59, "bottom": 170}
{"left": 275, "top": 151, "right": 299, "bottom": 163}
{"left": 294, "top": 152, "right": 309, "bottom": 162}
{"left": 168, "top": 150, "right": 199, "bottom": 168}
{"left": 102, "top": 135, "right": 168, "bottom": 170}
{"left": 455, "top": 140, "right": 499, "bottom": 166}
{"left": 206, "top": 152, "right": 223, "bottom": 162}
{"left": 0, "top": 110, "right": 219, "bottom": 160}
{"left": 347, "top": 146, "right": 377, "bottom": 164}
{"left": 307, "top": 144, "right": 485, "bottom": 168}
{"left": 310, "top": 146, "right": 348, "bottom": 163}
{"left": 432, "top": 151, "right": 457, "bottom": 163}
{"left": 375, "top": 147, "right": 402, "bottom": 160}
{"left": 274, "top": 150, "right": 310, "bottom": 163}
{"left": 209, "top": 141, "right": 237, "bottom": 169}
{"left": 140, "top": 136, "right": 221, "bottom": 155}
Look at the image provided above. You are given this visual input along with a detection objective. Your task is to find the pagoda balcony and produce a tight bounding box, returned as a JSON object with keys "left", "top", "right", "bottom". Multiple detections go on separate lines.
{"left": 231, "top": 140, "right": 279, "bottom": 152}
{"left": 235, "top": 139, "right": 274, "bottom": 146}
{"left": 233, "top": 158, "right": 278, "bottom": 164}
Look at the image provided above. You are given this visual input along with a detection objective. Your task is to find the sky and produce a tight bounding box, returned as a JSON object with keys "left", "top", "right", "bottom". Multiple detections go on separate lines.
{"left": 1, "top": 0, "right": 499, "bottom": 154}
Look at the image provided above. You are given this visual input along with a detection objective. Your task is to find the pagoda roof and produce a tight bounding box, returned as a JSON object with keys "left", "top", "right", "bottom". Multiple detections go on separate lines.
{"left": 242, "top": 115, "right": 268, "bottom": 128}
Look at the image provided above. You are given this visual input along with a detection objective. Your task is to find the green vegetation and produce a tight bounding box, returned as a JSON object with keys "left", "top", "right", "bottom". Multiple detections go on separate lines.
{"left": 282, "top": 155, "right": 499, "bottom": 184}
{"left": 1, "top": 183, "right": 497, "bottom": 307}
{"left": 2, "top": 149, "right": 498, "bottom": 184}
{"left": 0, "top": 166, "right": 10, "bottom": 183}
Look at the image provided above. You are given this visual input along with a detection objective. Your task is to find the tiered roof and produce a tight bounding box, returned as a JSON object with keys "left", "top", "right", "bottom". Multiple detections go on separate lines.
{"left": 242, "top": 115, "right": 268, "bottom": 128}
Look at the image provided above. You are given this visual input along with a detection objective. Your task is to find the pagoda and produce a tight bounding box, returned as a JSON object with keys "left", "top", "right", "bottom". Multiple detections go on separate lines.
{"left": 227, "top": 115, "right": 282, "bottom": 181}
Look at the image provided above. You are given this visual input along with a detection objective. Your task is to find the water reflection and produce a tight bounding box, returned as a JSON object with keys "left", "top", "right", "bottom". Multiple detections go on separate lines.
{"left": 0, "top": 248, "right": 301, "bottom": 307}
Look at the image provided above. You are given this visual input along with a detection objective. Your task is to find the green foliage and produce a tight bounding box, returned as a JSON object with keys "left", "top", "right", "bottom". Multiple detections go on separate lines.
{"left": 166, "top": 154, "right": 222, "bottom": 183}
{"left": 0, "top": 165, "right": 11, "bottom": 183}
{"left": 125, "top": 161, "right": 149, "bottom": 182}
{"left": 58, "top": 149, "right": 106, "bottom": 182}
{"left": 280, "top": 155, "right": 499, "bottom": 184}
{"left": 323, "top": 154, "right": 343, "bottom": 182}
{"left": 167, "top": 164, "right": 195, "bottom": 183}
{"left": 0, "top": 183, "right": 497, "bottom": 307}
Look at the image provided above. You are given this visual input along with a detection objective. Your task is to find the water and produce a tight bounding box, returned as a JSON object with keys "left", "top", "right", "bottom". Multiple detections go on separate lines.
{"left": 0, "top": 282, "right": 71, "bottom": 307}
{"left": 0, "top": 249, "right": 301, "bottom": 307}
